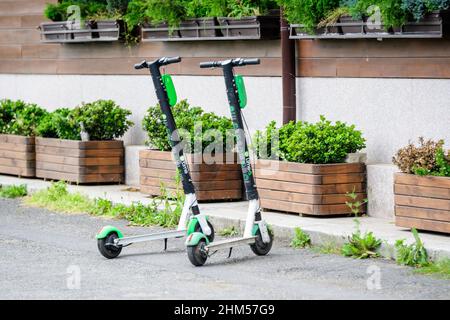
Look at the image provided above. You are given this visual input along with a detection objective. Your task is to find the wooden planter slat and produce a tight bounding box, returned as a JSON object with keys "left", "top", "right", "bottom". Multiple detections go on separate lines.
{"left": 0, "top": 134, "right": 35, "bottom": 177}
{"left": 139, "top": 150, "right": 242, "bottom": 201}
{"left": 394, "top": 173, "right": 450, "bottom": 234}
{"left": 35, "top": 137, "right": 124, "bottom": 184}
{"left": 255, "top": 160, "right": 367, "bottom": 216}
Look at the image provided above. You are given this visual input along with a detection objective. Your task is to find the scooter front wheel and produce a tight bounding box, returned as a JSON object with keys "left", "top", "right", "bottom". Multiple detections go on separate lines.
{"left": 98, "top": 232, "right": 122, "bottom": 259}
{"left": 250, "top": 229, "right": 273, "bottom": 256}
{"left": 187, "top": 240, "right": 208, "bottom": 266}
{"left": 195, "top": 220, "right": 215, "bottom": 243}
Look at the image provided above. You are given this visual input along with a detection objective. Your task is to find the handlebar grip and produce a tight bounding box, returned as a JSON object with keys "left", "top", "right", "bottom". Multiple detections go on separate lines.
{"left": 242, "top": 58, "right": 260, "bottom": 66}
{"left": 160, "top": 56, "right": 181, "bottom": 66}
{"left": 134, "top": 60, "right": 147, "bottom": 70}
{"left": 200, "top": 61, "right": 220, "bottom": 69}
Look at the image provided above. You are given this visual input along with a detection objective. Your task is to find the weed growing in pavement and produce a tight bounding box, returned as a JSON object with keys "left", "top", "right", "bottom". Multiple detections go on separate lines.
{"left": 219, "top": 226, "right": 239, "bottom": 237}
{"left": 311, "top": 242, "right": 342, "bottom": 255}
{"left": 346, "top": 186, "right": 368, "bottom": 217}
{"left": 0, "top": 184, "right": 27, "bottom": 198}
{"left": 24, "top": 180, "right": 184, "bottom": 228}
{"left": 290, "top": 227, "right": 311, "bottom": 249}
{"left": 395, "top": 228, "right": 430, "bottom": 268}
{"left": 415, "top": 258, "right": 450, "bottom": 280}
{"left": 341, "top": 219, "right": 382, "bottom": 259}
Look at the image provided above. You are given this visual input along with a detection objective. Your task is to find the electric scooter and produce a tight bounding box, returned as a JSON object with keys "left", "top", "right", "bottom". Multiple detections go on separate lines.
{"left": 96, "top": 57, "right": 214, "bottom": 259}
{"left": 185, "top": 58, "right": 273, "bottom": 266}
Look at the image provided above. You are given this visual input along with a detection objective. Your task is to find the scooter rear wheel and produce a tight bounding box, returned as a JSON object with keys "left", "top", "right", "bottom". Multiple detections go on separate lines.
{"left": 98, "top": 232, "right": 122, "bottom": 259}
{"left": 187, "top": 240, "right": 208, "bottom": 266}
{"left": 250, "top": 229, "right": 273, "bottom": 256}
{"left": 195, "top": 220, "right": 215, "bottom": 243}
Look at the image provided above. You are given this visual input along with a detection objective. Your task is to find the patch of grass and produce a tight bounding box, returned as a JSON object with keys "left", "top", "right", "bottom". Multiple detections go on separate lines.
{"left": 290, "top": 227, "right": 311, "bottom": 249}
{"left": 23, "top": 180, "right": 183, "bottom": 229}
{"left": 24, "top": 181, "right": 94, "bottom": 214}
{"left": 0, "top": 184, "right": 27, "bottom": 198}
{"left": 219, "top": 226, "right": 239, "bottom": 237}
{"left": 395, "top": 228, "right": 430, "bottom": 268}
{"left": 341, "top": 219, "right": 382, "bottom": 259}
{"left": 312, "top": 242, "right": 342, "bottom": 255}
{"left": 415, "top": 258, "right": 450, "bottom": 280}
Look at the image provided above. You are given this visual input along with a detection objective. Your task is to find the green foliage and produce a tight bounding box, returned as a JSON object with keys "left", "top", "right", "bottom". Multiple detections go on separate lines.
{"left": 25, "top": 181, "right": 96, "bottom": 214}
{"left": 25, "top": 179, "right": 185, "bottom": 229}
{"left": 44, "top": 0, "right": 110, "bottom": 21}
{"left": 278, "top": 0, "right": 340, "bottom": 31}
{"left": 255, "top": 116, "right": 366, "bottom": 164}
{"left": 402, "top": 0, "right": 450, "bottom": 21}
{"left": 346, "top": 186, "right": 368, "bottom": 216}
{"left": 341, "top": 219, "right": 382, "bottom": 259}
{"left": 0, "top": 184, "right": 28, "bottom": 198}
{"left": 219, "top": 226, "right": 239, "bottom": 237}
{"left": 73, "top": 100, "right": 133, "bottom": 141}
{"left": 123, "top": 0, "right": 150, "bottom": 29}
{"left": 143, "top": 0, "right": 187, "bottom": 28}
{"left": 142, "top": 99, "right": 233, "bottom": 153}
{"left": 415, "top": 258, "right": 450, "bottom": 280}
{"left": 0, "top": 100, "right": 48, "bottom": 137}
{"left": 393, "top": 137, "right": 450, "bottom": 177}
{"left": 395, "top": 228, "right": 430, "bottom": 268}
{"left": 290, "top": 227, "right": 311, "bottom": 248}
{"left": 185, "top": 0, "right": 228, "bottom": 18}
{"left": 36, "top": 108, "right": 71, "bottom": 138}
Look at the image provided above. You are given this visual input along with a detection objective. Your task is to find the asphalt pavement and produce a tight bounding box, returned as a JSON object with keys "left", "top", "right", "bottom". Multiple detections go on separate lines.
{"left": 0, "top": 198, "right": 448, "bottom": 300}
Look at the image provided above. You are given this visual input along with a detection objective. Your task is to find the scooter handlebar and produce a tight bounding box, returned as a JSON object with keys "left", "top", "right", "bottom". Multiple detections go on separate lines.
{"left": 134, "top": 57, "right": 181, "bottom": 70}
{"left": 199, "top": 58, "right": 261, "bottom": 69}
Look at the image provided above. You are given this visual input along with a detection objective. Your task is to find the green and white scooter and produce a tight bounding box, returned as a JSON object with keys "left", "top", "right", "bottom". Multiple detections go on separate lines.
{"left": 185, "top": 58, "right": 273, "bottom": 266}
{"left": 96, "top": 57, "right": 214, "bottom": 259}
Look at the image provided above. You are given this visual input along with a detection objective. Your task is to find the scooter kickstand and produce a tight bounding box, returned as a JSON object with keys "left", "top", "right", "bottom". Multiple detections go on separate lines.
{"left": 227, "top": 247, "right": 233, "bottom": 258}
{"left": 164, "top": 238, "right": 168, "bottom": 251}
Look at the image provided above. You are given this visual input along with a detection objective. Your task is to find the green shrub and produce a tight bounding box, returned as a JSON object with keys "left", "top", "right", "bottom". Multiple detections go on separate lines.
{"left": 123, "top": 0, "right": 150, "bottom": 29}
{"left": 341, "top": 219, "right": 382, "bottom": 259}
{"left": 290, "top": 227, "right": 311, "bottom": 248}
{"left": 44, "top": 0, "right": 109, "bottom": 21}
{"left": 395, "top": 228, "right": 430, "bottom": 268}
{"left": 73, "top": 100, "right": 133, "bottom": 141}
{"left": 392, "top": 137, "right": 450, "bottom": 177}
{"left": 255, "top": 116, "right": 366, "bottom": 164}
{"left": 0, "top": 100, "right": 48, "bottom": 137}
{"left": 36, "top": 108, "right": 72, "bottom": 138}
{"left": 142, "top": 99, "right": 233, "bottom": 153}
{"left": 0, "top": 184, "right": 28, "bottom": 198}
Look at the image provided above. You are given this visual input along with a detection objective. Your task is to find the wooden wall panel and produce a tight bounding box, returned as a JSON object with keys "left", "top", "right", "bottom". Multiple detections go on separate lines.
{"left": 297, "top": 39, "right": 450, "bottom": 78}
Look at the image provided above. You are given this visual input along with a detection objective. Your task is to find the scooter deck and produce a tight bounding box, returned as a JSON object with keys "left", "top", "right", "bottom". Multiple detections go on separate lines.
{"left": 116, "top": 229, "right": 186, "bottom": 246}
{"left": 206, "top": 236, "right": 256, "bottom": 251}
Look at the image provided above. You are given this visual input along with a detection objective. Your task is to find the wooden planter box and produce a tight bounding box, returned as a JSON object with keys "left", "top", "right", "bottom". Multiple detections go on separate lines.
{"left": 139, "top": 150, "right": 242, "bottom": 201}
{"left": 255, "top": 160, "right": 367, "bottom": 216}
{"left": 0, "top": 134, "right": 35, "bottom": 177}
{"left": 35, "top": 138, "right": 124, "bottom": 184}
{"left": 394, "top": 173, "right": 450, "bottom": 234}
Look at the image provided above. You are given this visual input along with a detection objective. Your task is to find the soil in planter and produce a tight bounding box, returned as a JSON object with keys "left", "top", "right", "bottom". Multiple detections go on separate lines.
{"left": 0, "top": 135, "right": 35, "bottom": 178}
{"left": 139, "top": 150, "right": 243, "bottom": 202}
{"left": 35, "top": 138, "right": 124, "bottom": 184}
{"left": 255, "top": 160, "right": 367, "bottom": 216}
{"left": 394, "top": 173, "right": 450, "bottom": 234}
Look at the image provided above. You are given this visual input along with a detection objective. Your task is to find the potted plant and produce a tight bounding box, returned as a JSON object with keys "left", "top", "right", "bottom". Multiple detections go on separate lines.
{"left": 254, "top": 116, "right": 367, "bottom": 216}
{"left": 140, "top": 100, "right": 243, "bottom": 201}
{"left": 0, "top": 100, "right": 48, "bottom": 178}
{"left": 217, "top": 0, "right": 280, "bottom": 38}
{"left": 35, "top": 100, "right": 133, "bottom": 184}
{"left": 401, "top": 1, "right": 446, "bottom": 34}
{"left": 40, "top": 0, "right": 122, "bottom": 42}
{"left": 393, "top": 137, "right": 450, "bottom": 234}
{"left": 279, "top": 0, "right": 339, "bottom": 36}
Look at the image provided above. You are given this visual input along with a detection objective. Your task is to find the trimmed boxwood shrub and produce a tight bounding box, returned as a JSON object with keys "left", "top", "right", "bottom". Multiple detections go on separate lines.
{"left": 255, "top": 115, "right": 366, "bottom": 164}
{"left": 37, "top": 100, "right": 133, "bottom": 141}
{"left": 0, "top": 99, "right": 48, "bottom": 137}
{"left": 142, "top": 99, "right": 234, "bottom": 153}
